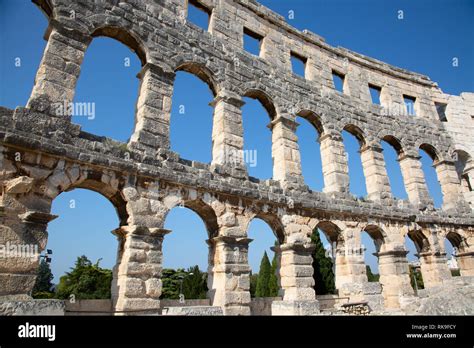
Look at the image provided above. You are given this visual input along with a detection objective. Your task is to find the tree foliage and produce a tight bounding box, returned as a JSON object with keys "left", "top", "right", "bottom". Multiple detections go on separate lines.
{"left": 161, "top": 266, "right": 208, "bottom": 299}
{"left": 366, "top": 265, "right": 380, "bottom": 282}
{"left": 32, "top": 259, "right": 54, "bottom": 298}
{"left": 409, "top": 266, "right": 424, "bottom": 290}
{"left": 255, "top": 251, "right": 271, "bottom": 297}
{"left": 55, "top": 255, "right": 112, "bottom": 300}
{"left": 311, "top": 231, "right": 335, "bottom": 294}
{"left": 254, "top": 251, "right": 279, "bottom": 297}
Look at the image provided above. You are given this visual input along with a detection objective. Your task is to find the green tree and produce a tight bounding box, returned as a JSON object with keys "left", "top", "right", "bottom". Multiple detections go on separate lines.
{"left": 249, "top": 272, "right": 258, "bottom": 298}
{"left": 55, "top": 255, "right": 112, "bottom": 299}
{"left": 268, "top": 251, "right": 279, "bottom": 297}
{"left": 32, "top": 259, "right": 54, "bottom": 298}
{"left": 366, "top": 265, "right": 380, "bottom": 282}
{"left": 409, "top": 266, "right": 424, "bottom": 290}
{"left": 255, "top": 251, "right": 271, "bottom": 297}
{"left": 161, "top": 266, "right": 208, "bottom": 300}
{"left": 311, "top": 231, "right": 335, "bottom": 294}
{"left": 161, "top": 268, "right": 186, "bottom": 299}
{"left": 182, "top": 265, "right": 208, "bottom": 299}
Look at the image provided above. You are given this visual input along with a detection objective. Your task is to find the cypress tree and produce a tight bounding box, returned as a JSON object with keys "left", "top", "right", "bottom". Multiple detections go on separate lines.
{"left": 311, "top": 230, "right": 335, "bottom": 295}
{"left": 268, "top": 251, "right": 279, "bottom": 297}
{"left": 255, "top": 251, "right": 271, "bottom": 297}
{"left": 366, "top": 265, "right": 380, "bottom": 282}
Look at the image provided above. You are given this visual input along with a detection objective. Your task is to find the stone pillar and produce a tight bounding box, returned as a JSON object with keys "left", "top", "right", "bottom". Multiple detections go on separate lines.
{"left": 456, "top": 251, "right": 474, "bottom": 276}
{"left": 335, "top": 242, "right": 368, "bottom": 293}
{"left": 334, "top": 224, "right": 370, "bottom": 300}
{"left": 398, "top": 153, "right": 433, "bottom": 208}
{"left": 112, "top": 226, "right": 167, "bottom": 315}
{"left": 319, "top": 131, "right": 350, "bottom": 193}
{"left": 0, "top": 210, "right": 56, "bottom": 300}
{"left": 129, "top": 63, "right": 175, "bottom": 152}
{"left": 418, "top": 251, "right": 451, "bottom": 287}
{"left": 433, "top": 160, "right": 468, "bottom": 211}
{"left": 210, "top": 91, "right": 247, "bottom": 176}
{"left": 270, "top": 115, "right": 304, "bottom": 185}
{"left": 207, "top": 236, "right": 251, "bottom": 315}
{"left": 27, "top": 20, "right": 91, "bottom": 116}
{"left": 376, "top": 248, "right": 414, "bottom": 308}
{"left": 271, "top": 242, "right": 319, "bottom": 315}
{"left": 360, "top": 144, "right": 392, "bottom": 201}
{"left": 461, "top": 164, "right": 474, "bottom": 209}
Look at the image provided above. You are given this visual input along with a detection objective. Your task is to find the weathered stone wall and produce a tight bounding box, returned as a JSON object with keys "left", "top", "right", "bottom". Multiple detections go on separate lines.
{"left": 0, "top": 0, "right": 473, "bottom": 315}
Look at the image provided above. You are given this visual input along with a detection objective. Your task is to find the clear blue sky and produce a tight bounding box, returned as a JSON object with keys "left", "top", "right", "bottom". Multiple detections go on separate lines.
{"left": 1, "top": 0, "right": 471, "bottom": 281}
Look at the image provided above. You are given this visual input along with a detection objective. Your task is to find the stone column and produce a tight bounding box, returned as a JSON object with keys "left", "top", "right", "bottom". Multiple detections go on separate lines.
{"left": 210, "top": 91, "right": 247, "bottom": 177}
{"left": 27, "top": 20, "right": 91, "bottom": 116}
{"left": 129, "top": 63, "right": 175, "bottom": 152}
{"left": 270, "top": 115, "right": 304, "bottom": 185}
{"left": 0, "top": 210, "right": 56, "bottom": 300}
{"left": 207, "top": 236, "right": 251, "bottom": 315}
{"left": 376, "top": 248, "right": 414, "bottom": 308}
{"left": 319, "top": 131, "right": 350, "bottom": 193}
{"left": 398, "top": 153, "right": 433, "bottom": 208}
{"left": 456, "top": 251, "right": 474, "bottom": 276}
{"left": 334, "top": 223, "right": 370, "bottom": 300}
{"left": 112, "top": 226, "right": 167, "bottom": 315}
{"left": 271, "top": 242, "right": 320, "bottom": 315}
{"left": 360, "top": 144, "right": 392, "bottom": 201}
{"left": 418, "top": 251, "right": 451, "bottom": 287}
{"left": 433, "top": 159, "right": 468, "bottom": 211}
{"left": 461, "top": 164, "right": 474, "bottom": 209}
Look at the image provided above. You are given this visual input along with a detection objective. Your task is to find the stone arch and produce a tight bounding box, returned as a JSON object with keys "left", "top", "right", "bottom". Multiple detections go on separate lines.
{"left": 175, "top": 61, "right": 219, "bottom": 97}
{"left": 247, "top": 212, "right": 285, "bottom": 244}
{"left": 91, "top": 26, "right": 148, "bottom": 66}
{"left": 296, "top": 110, "right": 326, "bottom": 135}
{"left": 44, "top": 166, "right": 129, "bottom": 226}
{"left": 454, "top": 149, "right": 473, "bottom": 193}
{"left": 32, "top": 0, "right": 53, "bottom": 19}
{"left": 161, "top": 197, "right": 219, "bottom": 239}
{"left": 316, "top": 220, "right": 343, "bottom": 245}
{"left": 406, "top": 228, "right": 430, "bottom": 254}
{"left": 343, "top": 124, "right": 367, "bottom": 147}
{"left": 363, "top": 224, "right": 386, "bottom": 253}
{"left": 445, "top": 230, "right": 469, "bottom": 253}
{"left": 419, "top": 143, "right": 441, "bottom": 162}
{"left": 381, "top": 135, "right": 405, "bottom": 155}
{"left": 243, "top": 89, "right": 277, "bottom": 120}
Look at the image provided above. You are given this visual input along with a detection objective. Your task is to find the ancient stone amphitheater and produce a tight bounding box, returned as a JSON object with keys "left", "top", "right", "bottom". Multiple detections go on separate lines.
{"left": 1, "top": 0, "right": 473, "bottom": 315}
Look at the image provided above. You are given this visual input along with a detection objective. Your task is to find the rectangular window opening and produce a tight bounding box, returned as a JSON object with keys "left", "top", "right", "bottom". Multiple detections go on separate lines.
{"left": 403, "top": 94, "right": 417, "bottom": 116}
{"left": 243, "top": 28, "right": 263, "bottom": 56}
{"left": 187, "top": 0, "right": 211, "bottom": 31}
{"left": 291, "top": 52, "right": 307, "bottom": 78}
{"left": 435, "top": 102, "right": 447, "bottom": 122}
{"left": 332, "top": 70, "right": 345, "bottom": 93}
{"left": 369, "top": 84, "right": 381, "bottom": 105}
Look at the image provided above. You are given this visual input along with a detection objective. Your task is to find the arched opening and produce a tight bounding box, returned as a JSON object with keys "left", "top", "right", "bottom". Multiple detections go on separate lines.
{"left": 295, "top": 111, "right": 324, "bottom": 191}
{"left": 405, "top": 231, "right": 428, "bottom": 291}
{"left": 72, "top": 36, "right": 141, "bottom": 142}
{"left": 419, "top": 144, "right": 444, "bottom": 208}
{"left": 342, "top": 125, "right": 368, "bottom": 198}
{"left": 242, "top": 90, "right": 276, "bottom": 180}
{"left": 454, "top": 150, "right": 473, "bottom": 196}
{"left": 170, "top": 65, "right": 216, "bottom": 163}
{"left": 38, "top": 189, "right": 121, "bottom": 300}
{"left": 1, "top": 1, "right": 49, "bottom": 108}
{"left": 381, "top": 136, "right": 408, "bottom": 200}
{"left": 312, "top": 222, "right": 339, "bottom": 295}
{"left": 162, "top": 205, "right": 214, "bottom": 301}
{"left": 444, "top": 232, "right": 464, "bottom": 277}
{"left": 247, "top": 216, "right": 283, "bottom": 298}
{"left": 361, "top": 225, "right": 386, "bottom": 282}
